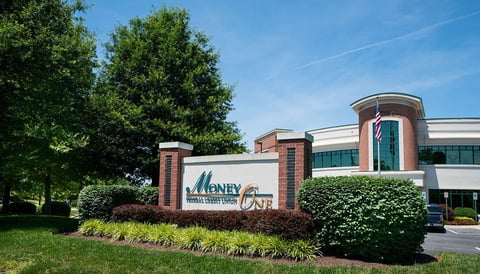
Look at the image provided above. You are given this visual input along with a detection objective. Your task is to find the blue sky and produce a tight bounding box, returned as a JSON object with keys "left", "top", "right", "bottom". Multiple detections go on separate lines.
{"left": 83, "top": 0, "right": 480, "bottom": 150}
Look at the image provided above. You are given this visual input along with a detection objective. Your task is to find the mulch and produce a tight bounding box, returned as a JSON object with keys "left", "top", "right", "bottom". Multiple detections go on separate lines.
{"left": 66, "top": 232, "right": 438, "bottom": 268}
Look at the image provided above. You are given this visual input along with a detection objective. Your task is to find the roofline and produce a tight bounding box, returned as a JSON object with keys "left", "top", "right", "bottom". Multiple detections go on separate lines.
{"left": 350, "top": 92, "right": 425, "bottom": 118}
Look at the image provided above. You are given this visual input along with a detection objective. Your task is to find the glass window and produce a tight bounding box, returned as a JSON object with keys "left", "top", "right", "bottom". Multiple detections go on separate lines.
{"left": 312, "top": 149, "right": 359, "bottom": 168}
{"left": 331, "top": 151, "right": 341, "bottom": 167}
{"left": 341, "top": 150, "right": 351, "bottom": 166}
{"left": 459, "top": 146, "right": 473, "bottom": 164}
{"left": 322, "top": 151, "right": 331, "bottom": 168}
{"left": 351, "top": 150, "right": 359, "bottom": 166}
{"left": 474, "top": 147, "right": 480, "bottom": 165}
{"left": 446, "top": 146, "right": 459, "bottom": 164}
{"left": 419, "top": 146, "right": 480, "bottom": 165}
{"left": 419, "top": 147, "right": 433, "bottom": 164}
{"left": 373, "top": 121, "right": 399, "bottom": 171}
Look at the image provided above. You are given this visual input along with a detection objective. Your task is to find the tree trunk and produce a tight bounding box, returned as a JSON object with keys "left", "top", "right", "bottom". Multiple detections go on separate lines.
{"left": 2, "top": 180, "right": 11, "bottom": 213}
{"left": 43, "top": 174, "right": 52, "bottom": 215}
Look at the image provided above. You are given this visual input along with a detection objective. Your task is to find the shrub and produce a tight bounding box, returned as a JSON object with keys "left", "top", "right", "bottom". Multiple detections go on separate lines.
{"left": 297, "top": 176, "right": 427, "bottom": 263}
{"left": 438, "top": 204, "right": 455, "bottom": 221}
{"left": 446, "top": 216, "right": 477, "bottom": 225}
{"left": 42, "top": 201, "right": 71, "bottom": 217}
{"left": 111, "top": 205, "right": 315, "bottom": 241}
{"left": 78, "top": 185, "right": 138, "bottom": 223}
{"left": 136, "top": 187, "right": 159, "bottom": 205}
{"left": 454, "top": 207, "right": 476, "bottom": 219}
{"left": 9, "top": 201, "right": 36, "bottom": 214}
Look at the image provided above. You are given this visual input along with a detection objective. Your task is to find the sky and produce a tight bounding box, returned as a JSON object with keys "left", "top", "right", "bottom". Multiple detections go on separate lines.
{"left": 83, "top": 0, "right": 480, "bottom": 150}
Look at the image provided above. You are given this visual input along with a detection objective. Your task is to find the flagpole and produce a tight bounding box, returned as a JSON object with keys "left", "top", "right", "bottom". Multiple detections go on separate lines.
{"left": 377, "top": 138, "right": 381, "bottom": 177}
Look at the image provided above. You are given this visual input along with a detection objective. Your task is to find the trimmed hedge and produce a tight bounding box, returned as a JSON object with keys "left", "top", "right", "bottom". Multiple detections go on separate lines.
{"left": 111, "top": 205, "right": 315, "bottom": 241}
{"left": 78, "top": 185, "right": 159, "bottom": 223}
{"left": 297, "top": 176, "right": 427, "bottom": 263}
{"left": 78, "top": 185, "right": 139, "bottom": 222}
{"left": 136, "top": 187, "right": 159, "bottom": 205}
{"left": 454, "top": 207, "right": 476, "bottom": 219}
{"left": 42, "top": 201, "right": 71, "bottom": 217}
{"left": 446, "top": 216, "right": 477, "bottom": 225}
{"left": 9, "top": 201, "right": 37, "bottom": 214}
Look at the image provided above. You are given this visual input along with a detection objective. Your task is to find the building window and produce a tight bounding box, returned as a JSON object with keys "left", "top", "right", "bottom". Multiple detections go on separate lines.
{"left": 419, "top": 146, "right": 480, "bottom": 165}
{"left": 373, "top": 121, "right": 399, "bottom": 171}
{"left": 312, "top": 149, "right": 359, "bottom": 168}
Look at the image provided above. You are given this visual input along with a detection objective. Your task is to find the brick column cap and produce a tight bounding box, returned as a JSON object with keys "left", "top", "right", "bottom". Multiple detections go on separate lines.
{"left": 159, "top": 141, "right": 194, "bottom": 151}
{"left": 277, "top": 132, "right": 314, "bottom": 143}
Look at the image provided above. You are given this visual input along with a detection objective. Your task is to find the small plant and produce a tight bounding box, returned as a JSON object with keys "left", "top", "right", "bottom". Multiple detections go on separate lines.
{"left": 446, "top": 216, "right": 477, "bottom": 225}
{"left": 9, "top": 201, "right": 36, "bottom": 214}
{"left": 79, "top": 219, "right": 319, "bottom": 261}
{"left": 42, "top": 201, "right": 71, "bottom": 217}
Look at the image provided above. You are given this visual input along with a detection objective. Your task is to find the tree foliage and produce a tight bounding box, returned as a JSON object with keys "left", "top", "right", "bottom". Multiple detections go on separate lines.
{"left": 90, "top": 7, "right": 246, "bottom": 184}
{"left": 0, "top": 0, "right": 97, "bottom": 212}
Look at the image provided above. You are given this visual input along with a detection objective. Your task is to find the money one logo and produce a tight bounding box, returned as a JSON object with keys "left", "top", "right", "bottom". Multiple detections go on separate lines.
{"left": 185, "top": 171, "right": 273, "bottom": 210}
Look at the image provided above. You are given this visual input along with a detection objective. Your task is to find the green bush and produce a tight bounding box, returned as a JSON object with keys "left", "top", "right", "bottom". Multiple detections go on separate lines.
{"left": 446, "top": 216, "right": 477, "bottom": 225}
{"left": 111, "top": 205, "right": 315, "bottom": 241}
{"left": 297, "top": 176, "right": 427, "bottom": 263}
{"left": 9, "top": 201, "right": 36, "bottom": 214}
{"left": 78, "top": 185, "right": 138, "bottom": 223}
{"left": 42, "top": 201, "right": 71, "bottom": 217}
{"left": 454, "top": 207, "right": 476, "bottom": 219}
{"left": 136, "top": 187, "right": 159, "bottom": 205}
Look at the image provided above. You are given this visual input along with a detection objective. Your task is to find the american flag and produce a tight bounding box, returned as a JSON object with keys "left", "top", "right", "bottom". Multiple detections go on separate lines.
{"left": 375, "top": 101, "right": 382, "bottom": 143}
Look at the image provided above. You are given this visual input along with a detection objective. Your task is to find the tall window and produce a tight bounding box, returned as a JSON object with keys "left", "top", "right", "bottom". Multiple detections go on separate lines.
{"left": 373, "top": 120, "right": 399, "bottom": 171}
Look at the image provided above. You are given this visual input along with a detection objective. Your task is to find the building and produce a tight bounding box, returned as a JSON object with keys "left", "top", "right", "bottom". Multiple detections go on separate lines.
{"left": 255, "top": 93, "right": 480, "bottom": 210}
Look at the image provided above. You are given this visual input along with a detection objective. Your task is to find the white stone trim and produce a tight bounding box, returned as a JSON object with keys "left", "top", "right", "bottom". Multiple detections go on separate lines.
{"left": 159, "top": 142, "right": 194, "bottom": 151}
{"left": 277, "top": 132, "right": 314, "bottom": 143}
{"left": 184, "top": 152, "right": 279, "bottom": 164}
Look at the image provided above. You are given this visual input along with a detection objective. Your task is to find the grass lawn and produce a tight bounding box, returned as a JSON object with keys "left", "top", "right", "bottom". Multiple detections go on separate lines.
{"left": 1, "top": 215, "right": 479, "bottom": 273}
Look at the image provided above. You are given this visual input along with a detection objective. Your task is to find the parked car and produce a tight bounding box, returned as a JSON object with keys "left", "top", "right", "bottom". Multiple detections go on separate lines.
{"left": 427, "top": 204, "right": 445, "bottom": 232}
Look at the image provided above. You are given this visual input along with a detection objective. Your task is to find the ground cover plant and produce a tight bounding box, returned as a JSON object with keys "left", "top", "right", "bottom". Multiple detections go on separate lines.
{"left": 79, "top": 219, "right": 318, "bottom": 261}
{"left": 2, "top": 215, "right": 480, "bottom": 273}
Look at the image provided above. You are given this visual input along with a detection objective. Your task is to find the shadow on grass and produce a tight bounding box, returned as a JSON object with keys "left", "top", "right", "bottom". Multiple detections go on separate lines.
{"left": 0, "top": 214, "right": 79, "bottom": 233}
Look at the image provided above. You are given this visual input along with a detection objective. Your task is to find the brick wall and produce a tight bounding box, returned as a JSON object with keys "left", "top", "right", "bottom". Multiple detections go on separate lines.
{"left": 158, "top": 144, "right": 192, "bottom": 210}
{"left": 358, "top": 103, "right": 419, "bottom": 171}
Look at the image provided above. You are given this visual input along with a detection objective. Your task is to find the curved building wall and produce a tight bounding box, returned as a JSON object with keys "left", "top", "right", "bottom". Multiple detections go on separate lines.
{"left": 355, "top": 97, "right": 422, "bottom": 172}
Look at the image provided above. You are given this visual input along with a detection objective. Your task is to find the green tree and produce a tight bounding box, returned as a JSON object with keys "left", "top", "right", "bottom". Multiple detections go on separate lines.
{"left": 0, "top": 0, "right": 96, "bottom": 213}
{"left": 92, "top": 7, "right": 246, "bottom": 185}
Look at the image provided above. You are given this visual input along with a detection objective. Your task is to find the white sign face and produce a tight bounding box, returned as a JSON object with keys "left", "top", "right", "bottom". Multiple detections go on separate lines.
{"left": 181, "top": 154, "right": 279, "bottom": 211}
{"left": 444, "top": 192, "right": 449, "bottom": 199}
{"left": 474, "top": 192, "right": 478, "bottom": 201}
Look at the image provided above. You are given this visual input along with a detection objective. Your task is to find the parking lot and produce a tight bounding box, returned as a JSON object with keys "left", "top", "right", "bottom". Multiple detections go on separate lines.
{"left": 423, "top": 225, "right": 480, "bottom": 255}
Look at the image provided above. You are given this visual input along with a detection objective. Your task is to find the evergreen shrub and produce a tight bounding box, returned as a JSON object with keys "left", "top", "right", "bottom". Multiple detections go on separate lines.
{"left": 136, "top": 187, "right": 159, "bottom": 205}
{"left": 9, "top": 201, "right": 36, "bottom": 214}
{"left": 297, "top": 176, "right": 427, "bottom": 263}
{"left": 447, "top": 216, "right": 476, "bottom": 225}
{"left": 111, "top": 205, "right": 315, "bottom": 241}
{"left": 42, "top": 201, "right": 71, "bottom": 217}
{"left": 78, "top": 185, "right": 138, "bottom": 223}
{"left": 454, "top": 207, "right": 476, "bottom": 219}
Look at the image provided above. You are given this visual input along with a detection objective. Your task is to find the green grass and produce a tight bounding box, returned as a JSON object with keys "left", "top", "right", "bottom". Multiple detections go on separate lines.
{"left": 1, "top": 215, "right": 480, "bottom": 273}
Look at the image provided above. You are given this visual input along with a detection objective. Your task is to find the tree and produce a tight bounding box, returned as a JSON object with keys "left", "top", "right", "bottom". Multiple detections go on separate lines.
{"left": 0, "top": 0, "right": 96, "bottom": 213}
{"left": 91, "top": 7, "right": 246, "bottom": 185}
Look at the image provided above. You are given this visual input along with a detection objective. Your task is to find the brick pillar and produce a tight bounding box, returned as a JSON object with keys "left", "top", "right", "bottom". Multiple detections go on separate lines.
{"left": 276, "top": 132, "right": 313, "bottom": 210}
{"left": 158, "top": 142, "right": 193, "bottom": 210}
